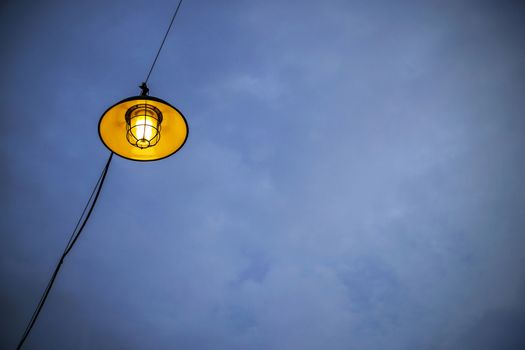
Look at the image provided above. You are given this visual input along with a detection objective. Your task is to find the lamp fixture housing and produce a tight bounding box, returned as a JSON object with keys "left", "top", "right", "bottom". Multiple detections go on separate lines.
{"left": 125, "top": 103, "right": 163, "bottom": 149}
{"left": 99, "top": 95, "right": 188, "bottom": 161}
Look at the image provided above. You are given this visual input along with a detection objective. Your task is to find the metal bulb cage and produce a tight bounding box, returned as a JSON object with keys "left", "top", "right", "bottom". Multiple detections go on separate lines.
{"left": 98, "top": 95, "right": 188, "bottom": 162}
{"left": 125, "top": 104, "right": 163, "bottom": 149}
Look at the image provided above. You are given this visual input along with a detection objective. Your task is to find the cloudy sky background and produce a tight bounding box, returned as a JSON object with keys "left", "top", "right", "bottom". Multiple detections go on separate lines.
{"left": 1, "top": 0, "right": 525, "bottom": 349}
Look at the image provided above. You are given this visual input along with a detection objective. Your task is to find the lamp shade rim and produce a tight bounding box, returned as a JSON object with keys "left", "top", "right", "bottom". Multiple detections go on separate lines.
{"left": 98, "top": 95, "right": 189, "bottom": 162}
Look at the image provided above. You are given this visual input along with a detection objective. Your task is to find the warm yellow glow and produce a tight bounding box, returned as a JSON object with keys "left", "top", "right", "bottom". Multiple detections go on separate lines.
{"left": 125, "top": 104, "right": 162, "bottom": 149}
{"left": 132, "top": 115, "right": 156, "bottom": 147}
{"left": 99, "top": 96, "right": 188, "bottom": 161}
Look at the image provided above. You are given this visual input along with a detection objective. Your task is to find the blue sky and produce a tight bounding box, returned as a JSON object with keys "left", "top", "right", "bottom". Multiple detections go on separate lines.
{"left": 1, "top": 0, "right": 525, "bottom": 349}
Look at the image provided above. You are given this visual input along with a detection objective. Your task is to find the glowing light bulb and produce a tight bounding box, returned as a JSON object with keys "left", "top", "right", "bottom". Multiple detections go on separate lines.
{"left": 125, "top": 104, "right": 163, "bottom": 149}
{"left": 133, "top": 115, "right": 154, "bottom": 147}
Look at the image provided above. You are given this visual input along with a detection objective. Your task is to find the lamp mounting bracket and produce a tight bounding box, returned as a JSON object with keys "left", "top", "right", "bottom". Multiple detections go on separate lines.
{"left": 139, "top": 82, "right": 150, "bottom": 96}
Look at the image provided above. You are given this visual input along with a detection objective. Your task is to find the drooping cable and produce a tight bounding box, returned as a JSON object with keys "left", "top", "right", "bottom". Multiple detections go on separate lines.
{"left": 144, "top": 0, "right": 184, "bottom": 84}
{"left": 16, "top": 152, "right": 114, "bottom": 350}
{"left": 17, "top": 2, "right": 185, "bottom": 348}
{"left": 17, "top": 165, "right": 105, "bottom": 344}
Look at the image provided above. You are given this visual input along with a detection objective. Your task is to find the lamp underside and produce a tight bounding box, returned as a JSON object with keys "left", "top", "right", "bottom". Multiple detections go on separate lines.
{"left": 98, "top": 95, "right": 188, "bottom": 161}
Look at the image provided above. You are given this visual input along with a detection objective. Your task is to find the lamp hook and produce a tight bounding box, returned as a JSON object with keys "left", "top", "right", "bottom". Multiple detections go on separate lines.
{"left": 139, "top": 82, "right": 150, "bottom": 96}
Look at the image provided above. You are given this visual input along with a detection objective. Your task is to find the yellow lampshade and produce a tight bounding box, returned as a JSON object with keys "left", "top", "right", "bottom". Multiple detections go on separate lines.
{"left": 98, "top": 95, "right": 188, "bottom": 161}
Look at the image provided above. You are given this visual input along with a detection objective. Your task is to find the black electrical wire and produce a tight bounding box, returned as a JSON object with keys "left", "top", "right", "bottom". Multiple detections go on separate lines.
{"left": 16, "top": 1, "right": 185, "bottom": 347}
{"left": 144, "top": 0, "right": 184, "bottom": 84}
{"left": 17, "top": 164, "right": 106, "bottom": 346}
{"left": 16, "top": 152, "right": 114, "bottom": 350}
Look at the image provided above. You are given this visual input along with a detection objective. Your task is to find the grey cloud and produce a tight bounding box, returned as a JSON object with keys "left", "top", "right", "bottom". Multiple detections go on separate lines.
{"left": 2, "top": 0, "right": 525, "bottom": 349}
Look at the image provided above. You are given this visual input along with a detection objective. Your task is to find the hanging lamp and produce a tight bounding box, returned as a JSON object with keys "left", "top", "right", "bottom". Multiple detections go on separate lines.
{"left": 98, "top": 83, "right": 188, "bottom": 161}
{"left": 16, "top": 0, "right": 188, "bottom": 348}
